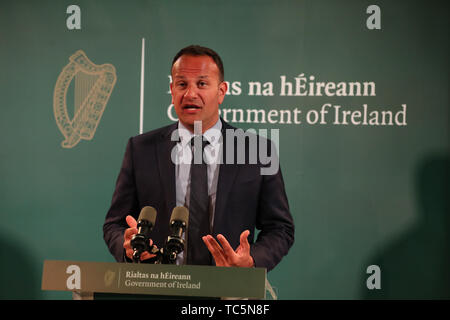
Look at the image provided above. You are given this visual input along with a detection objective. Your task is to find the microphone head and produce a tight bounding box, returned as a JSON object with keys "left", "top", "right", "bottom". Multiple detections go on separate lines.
{"left": 170, "top": 206, "right": 189, "bottom": 227}
{"left": 138, "top": 206, "right": 157, "bottom": 225}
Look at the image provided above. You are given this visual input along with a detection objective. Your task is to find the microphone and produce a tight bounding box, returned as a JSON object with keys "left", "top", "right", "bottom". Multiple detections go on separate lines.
{"left": 131, "top": 206, "right": 157, "bottom": 263}
{"left": 164, "top": 206, "right": 189, "bottom": 263}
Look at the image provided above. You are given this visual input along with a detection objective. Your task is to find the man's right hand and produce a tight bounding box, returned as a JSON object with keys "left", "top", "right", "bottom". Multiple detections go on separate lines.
{"left": 123, "top": 215, "right": 157, "bottom": 261}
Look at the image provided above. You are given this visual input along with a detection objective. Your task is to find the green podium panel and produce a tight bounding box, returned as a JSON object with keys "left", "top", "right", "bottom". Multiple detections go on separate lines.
{"left": 42, "top": 260, "right": 267, "bottom": 299}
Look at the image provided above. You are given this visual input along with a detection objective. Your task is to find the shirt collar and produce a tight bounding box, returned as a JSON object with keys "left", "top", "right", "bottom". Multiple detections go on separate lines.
{"left": 177, "top": 119, "right": 222, "bottom": 147}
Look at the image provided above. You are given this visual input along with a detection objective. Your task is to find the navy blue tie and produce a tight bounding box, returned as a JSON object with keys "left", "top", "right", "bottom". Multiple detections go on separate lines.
{"left": 186, "top": 136, "right": 212, "bottom": 265}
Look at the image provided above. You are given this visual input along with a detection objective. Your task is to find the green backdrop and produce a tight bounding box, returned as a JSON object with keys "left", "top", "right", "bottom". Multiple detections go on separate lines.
{"left": 0, "top": 0, "right": 448, "bottom": 299}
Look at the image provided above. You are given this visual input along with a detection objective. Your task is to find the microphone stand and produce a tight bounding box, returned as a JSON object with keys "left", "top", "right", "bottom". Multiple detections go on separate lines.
{"left": 131, "top": 233, "right": 152, "bottom": 263}
{"left": 132, "top": 223, "right": 185, "bottom": 264}
{"left": 132, "top": 244, "right": 178, "bottom": 264}
{"left": 154, "top": 245, "right": 179, "bottom": 264}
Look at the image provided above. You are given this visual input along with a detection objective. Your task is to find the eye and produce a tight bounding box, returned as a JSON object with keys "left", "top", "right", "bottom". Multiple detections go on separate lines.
{"left": 198, "top": 81, "right": 207, "bottom": 87}
{"left": 176, "top": 82, "right": 186, "bottom": 88}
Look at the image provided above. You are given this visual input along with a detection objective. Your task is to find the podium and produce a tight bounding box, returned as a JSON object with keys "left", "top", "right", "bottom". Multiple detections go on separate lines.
{"left": 42, "top": 260, "right": 275, "bottom": 300}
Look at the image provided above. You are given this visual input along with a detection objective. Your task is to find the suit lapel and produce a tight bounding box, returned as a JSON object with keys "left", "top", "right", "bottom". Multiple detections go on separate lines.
{"left": 156, "top": 123, "right": 178, "bottom": 212}
{"left": 213, "top": 119, "right": 240, "bottom": 234}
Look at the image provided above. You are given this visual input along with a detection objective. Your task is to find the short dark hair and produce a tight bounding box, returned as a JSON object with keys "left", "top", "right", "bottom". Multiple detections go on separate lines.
{"left": 171, "top": 45, "right": 224, "bottom": 82}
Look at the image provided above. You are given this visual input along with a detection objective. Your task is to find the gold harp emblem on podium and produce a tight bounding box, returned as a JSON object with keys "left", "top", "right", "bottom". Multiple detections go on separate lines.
{"left": 53, "top": 50, "right": 117, "bottom": 148}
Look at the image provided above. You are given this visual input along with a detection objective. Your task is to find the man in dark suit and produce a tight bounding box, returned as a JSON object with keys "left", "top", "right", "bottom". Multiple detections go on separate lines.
{"left": 103, "top": 45, "right": 294, "bottom": 271}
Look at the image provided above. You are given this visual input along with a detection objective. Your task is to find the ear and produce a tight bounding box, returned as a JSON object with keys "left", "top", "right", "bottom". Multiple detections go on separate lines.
{"left": 169, "top": 81, "right": 174, "bottom": 104}
{"left": 218, "top": 81, "right": 228, "bottom": 104}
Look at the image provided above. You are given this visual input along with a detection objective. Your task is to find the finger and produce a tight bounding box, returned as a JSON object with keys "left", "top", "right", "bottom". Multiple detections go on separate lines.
{"left": 143, "top": 239, "right": 157, "bottom": 259}
{"left": 202, "top": 235, "right": 222, "bottom": 257}
{"left": 126, "top": 215, "right": 137, "bottom": 228}
{"left": 140, "top": 251, "right": 156, "bottom": 261}
{"left": 208, "top": 235, "right": 227, "bottom": 257}
{"left": 123, "top": 236, "right": 134, "bottom": 252}
{"left": 216, "top": 234, "right": 236, "bottom": 258}
{"left": 125, "top": 249, "right": 134, "bottom": 260}
{"left": 202, "top": 235, "right": 227, "bottom": 266}
{"left": 124, "top": 227, "right": 138, "bottom": 241}
{"left": 239, "top": 230, "right": 251, "bottom": 251}
{"left": 125, "top": 248, "right": 156, "bottom": 261}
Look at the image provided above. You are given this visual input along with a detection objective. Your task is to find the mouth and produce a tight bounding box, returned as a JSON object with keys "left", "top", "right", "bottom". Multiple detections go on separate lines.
{"left": 182, "top": 104, "right": 202, "bottom": 110}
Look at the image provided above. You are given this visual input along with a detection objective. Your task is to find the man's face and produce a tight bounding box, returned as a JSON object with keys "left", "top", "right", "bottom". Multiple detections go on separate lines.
{"left": 170, "top": 55, "right": 227, "bottom": 133}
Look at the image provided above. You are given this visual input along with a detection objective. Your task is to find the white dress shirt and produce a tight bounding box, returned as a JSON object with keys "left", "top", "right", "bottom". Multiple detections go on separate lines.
{"left": 174, "top": 119, "right": 222, "bottom": 264}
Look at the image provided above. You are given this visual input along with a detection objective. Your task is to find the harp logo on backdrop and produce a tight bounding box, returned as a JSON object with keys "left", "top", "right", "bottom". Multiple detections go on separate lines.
{"left": 53, "top": 50, "right": 117, "bottom": 148}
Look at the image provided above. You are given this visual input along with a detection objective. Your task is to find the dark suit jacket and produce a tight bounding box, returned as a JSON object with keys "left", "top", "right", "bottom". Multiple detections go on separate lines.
{"left": 103, "top": 119, "right": 294, "bottom": 271}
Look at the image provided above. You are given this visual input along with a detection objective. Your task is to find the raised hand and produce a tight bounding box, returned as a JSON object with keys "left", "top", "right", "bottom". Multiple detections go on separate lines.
{"left": 202, "top": 230, "right": 255, "bottom": 268}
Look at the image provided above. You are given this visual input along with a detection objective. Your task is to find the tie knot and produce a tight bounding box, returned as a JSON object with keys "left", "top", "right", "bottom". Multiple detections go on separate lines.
{"left": 190, "top": 136, "right": 209, "bottom": 164}
{"left": 190, "top": 136, "right": 209, "bottom": 150}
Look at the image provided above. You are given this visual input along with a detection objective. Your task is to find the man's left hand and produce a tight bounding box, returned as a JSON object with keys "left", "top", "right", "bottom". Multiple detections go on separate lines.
{"left": 202, "top": 230, "right": 255, "bottom": 268}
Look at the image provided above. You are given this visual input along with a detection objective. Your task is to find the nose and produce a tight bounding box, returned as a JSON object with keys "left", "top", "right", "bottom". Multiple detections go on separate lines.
{"left": 183, "top": 84, "right": 198, "bottom": 100}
